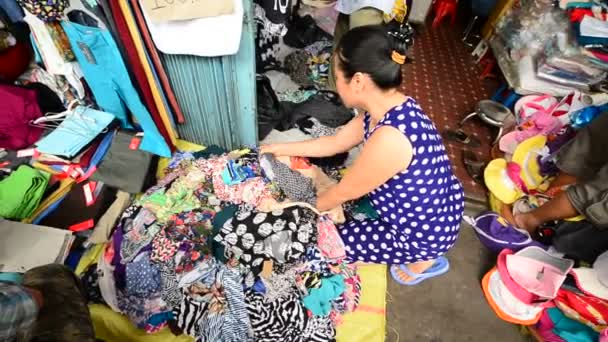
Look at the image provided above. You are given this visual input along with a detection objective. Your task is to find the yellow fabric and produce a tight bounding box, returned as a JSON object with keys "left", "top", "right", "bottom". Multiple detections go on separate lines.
{"left": 75, "top": 243, "right": 106, "bottom": 276}
{"left": 22, "top": 178, "right": 75, "bottom": 223}
{"left": 488, "top": 192, "right": 503, "bottom": 213}
{"left": 337, "top": 264, "right": 387, "bottom": 342}
{"left": 156, "top": 139, "right": 206, "bottom": 179}
{"left": 119, "top": 0, "right": 178, "bottom": 145}
{"left": 484, "top": 158, "right": 522, "bottom": 204}
{"left": 175, "top": 139, "right": 205, "bottom": 152}
{"left": 512, "top": 135, "right": 547, "bottom": 190}
{"left": 90, "top": 304, "right": 194, "bottom": 342}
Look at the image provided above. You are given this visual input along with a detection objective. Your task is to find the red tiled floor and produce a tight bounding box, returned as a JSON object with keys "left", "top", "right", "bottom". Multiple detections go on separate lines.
{"left": 399, "top": 22, "right": 497, "bottom": 202}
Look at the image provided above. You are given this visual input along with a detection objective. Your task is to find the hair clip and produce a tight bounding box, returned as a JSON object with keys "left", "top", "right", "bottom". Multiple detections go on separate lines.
{"left": 391, "top": 50, "right": 406, "bottom": 65}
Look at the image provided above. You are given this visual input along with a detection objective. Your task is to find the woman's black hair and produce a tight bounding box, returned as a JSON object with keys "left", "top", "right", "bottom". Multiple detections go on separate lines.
{"left": 335, "top": 25, "right": 408, "bottom": 90}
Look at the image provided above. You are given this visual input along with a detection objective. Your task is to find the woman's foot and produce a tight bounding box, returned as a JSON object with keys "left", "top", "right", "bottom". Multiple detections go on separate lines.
{"left": 390, "top": 258, "right": 450, "bottom": 285}
{"left": 391, "top": 260, "right": 435, "bottom": 282}
{"left": 514, "top": 212, "right": 543, "bottom": 234}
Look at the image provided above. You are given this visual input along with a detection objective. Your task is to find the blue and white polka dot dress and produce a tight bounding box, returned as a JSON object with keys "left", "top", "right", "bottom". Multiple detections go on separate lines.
{"left": 340, "top": 98, "right": 464, "bottom": 264}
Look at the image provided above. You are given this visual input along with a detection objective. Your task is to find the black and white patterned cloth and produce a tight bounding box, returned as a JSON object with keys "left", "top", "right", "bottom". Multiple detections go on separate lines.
{"left": 214, "top": 206, "right": 318, "bottom": 273}
{"left": 260, "top": 154, "right": 317, "bottom": 205}
{"left": 254, "top": 3, "right": 287, "bottom": 71}
{"left": 246, "top": 290, "right": 335, "bottom": 342}
{"left": 173, "top": 259, "right": 253, "bottom": 342}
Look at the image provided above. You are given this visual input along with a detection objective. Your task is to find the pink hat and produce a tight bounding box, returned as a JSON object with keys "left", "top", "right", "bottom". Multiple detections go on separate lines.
{"left": 506, "top": 246, "right": 574, "bottom": 299}
{"left": 482, "top": 267, "right": 544, "bottom": 325}
{"left": 497, "top": 249, "right": 552, "bottom": 306}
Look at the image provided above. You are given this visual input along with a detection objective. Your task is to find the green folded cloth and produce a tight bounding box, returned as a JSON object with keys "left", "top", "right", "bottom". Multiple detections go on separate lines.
{"left": 0, "top": 165, "right": 50, "bottom": 219}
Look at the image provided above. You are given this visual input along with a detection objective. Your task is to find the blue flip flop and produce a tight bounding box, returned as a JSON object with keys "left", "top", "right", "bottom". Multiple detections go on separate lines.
{"left": 390, "top": 257, "right": 450, "bottom": 286}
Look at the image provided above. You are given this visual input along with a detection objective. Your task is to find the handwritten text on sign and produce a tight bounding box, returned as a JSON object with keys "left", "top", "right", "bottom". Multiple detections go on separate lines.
{"left": 141, "top": 0, "right": 234, "bottom": 23}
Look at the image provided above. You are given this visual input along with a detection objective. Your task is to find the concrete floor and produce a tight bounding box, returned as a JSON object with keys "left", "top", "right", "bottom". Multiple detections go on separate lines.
{"left": 385, "top": 202, "right": 530, "bottom": 342}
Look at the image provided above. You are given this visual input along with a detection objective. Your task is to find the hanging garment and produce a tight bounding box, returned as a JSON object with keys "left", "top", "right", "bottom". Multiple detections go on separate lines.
{"left": 103, "top": 0, "right": 175, "bottom": 149}
{"left": 17, "top": 0, "right": 68, "bottom": 22}
{"left": 61, "top": 21, "right": 171, "bottom": 157}
{"left": 0, "top": 42, "right": 31, "bottom": 82}
{"left": 128, "top": 0, "right": 185, "bottom": 124}
{"left": 140, "top": 0, "right": 243, "bottom": 57}
{"left": 0, "top": 29, "right": 15, "bottom": 51}
{"left": 23, "top": 11, "right": 85, "bottom": 98}
{"left": 115, "top": 0, "right": 180, "bottom": 144}
{"left": 0, "top": 84, "right": 43, "bottom": 150}
{"left": 254, "top": 2, "right": 286, "bottom": 71}
{"left": 214, "top": 206, "right": 318, "bottom": 273}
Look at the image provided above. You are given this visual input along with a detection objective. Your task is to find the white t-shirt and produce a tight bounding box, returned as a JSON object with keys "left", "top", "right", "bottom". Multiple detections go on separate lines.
{"left": 335, "top": 0, "right": 394, "bottom": 14}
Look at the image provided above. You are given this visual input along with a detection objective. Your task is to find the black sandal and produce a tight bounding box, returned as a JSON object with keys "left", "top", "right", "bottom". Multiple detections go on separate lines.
{"left": 462, "top": 150, "right": 486, "bottom": 186}
{"left": 443, "top": 129, "right": 481, "bottom": 148}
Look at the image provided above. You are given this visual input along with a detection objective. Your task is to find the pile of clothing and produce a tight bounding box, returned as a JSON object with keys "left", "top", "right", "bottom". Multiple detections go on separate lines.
{"left": 253, "top": 0, "right": 355, "bottom": 141}
{"left": 80, "top": 147, "right": 376, "bottom": 341}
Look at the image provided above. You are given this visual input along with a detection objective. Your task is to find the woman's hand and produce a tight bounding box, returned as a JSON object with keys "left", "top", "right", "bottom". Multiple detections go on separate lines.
{"left": 259, "top": 144, "right": 284, "bottom": 156}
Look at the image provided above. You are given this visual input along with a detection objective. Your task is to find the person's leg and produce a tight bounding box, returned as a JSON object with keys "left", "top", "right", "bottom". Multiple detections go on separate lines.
{"left": 514, "top": 191, "right": 579, "bottom": 233}
{"left": 348, "top": 7, "right": 384, "bottom": 29}
{"left": 339, "top": 218, "right": 438, "bottom": 281}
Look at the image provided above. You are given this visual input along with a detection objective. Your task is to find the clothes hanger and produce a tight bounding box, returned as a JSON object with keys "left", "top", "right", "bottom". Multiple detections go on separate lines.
{"left": 29, "top": 101, "right": 108, "bottom": 137}
{"left": 32, "top": 99, "right": 81, "bottom": 125}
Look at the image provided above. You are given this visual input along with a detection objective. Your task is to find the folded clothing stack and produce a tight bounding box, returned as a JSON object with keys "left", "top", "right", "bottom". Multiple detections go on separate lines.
{"left": 0, "top": 165, "right": 49, "bottom": 219}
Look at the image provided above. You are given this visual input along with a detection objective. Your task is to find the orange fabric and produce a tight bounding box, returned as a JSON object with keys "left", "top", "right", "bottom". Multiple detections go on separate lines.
{"left": 290, "top": 157, "right": 312, "bottom": 170}
{"left": 481, "top": 268, "right": 543, "bottom": 326}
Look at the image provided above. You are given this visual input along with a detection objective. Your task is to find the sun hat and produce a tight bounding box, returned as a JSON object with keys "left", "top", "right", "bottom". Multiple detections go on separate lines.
{"left": 484, "top": 159, "right": 523, "bottom": 204}
{"left": 570, "top": 251, "right": 608, "bottom": 301}
{"left": 506, "top": 246, "right": 574, "bottom": 299}
{"left": 464, "top": 212, "right": 546, "bottom": 254}
{"left": 497, "top": 249, "right": 553, "bottom": 305}
{"left": 514, "top": 95, "right": 559, "bottom": 123}
{"left": 512, "top": 135, "right": 548, "bottom": 191}
{"left": 499, "top": 112, "right": 561, "bottom": 154}
{"left": 482, "top": 267, "right": 544, "bottom": 325}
